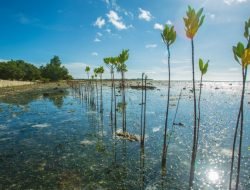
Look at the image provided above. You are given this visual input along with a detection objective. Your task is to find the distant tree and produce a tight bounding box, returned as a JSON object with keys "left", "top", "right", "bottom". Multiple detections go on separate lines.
{"left": 40, "top": 56, "right": 72, "bottom": 81}
{"left": 0, "top": 60, "right": 41, "bottom": 81}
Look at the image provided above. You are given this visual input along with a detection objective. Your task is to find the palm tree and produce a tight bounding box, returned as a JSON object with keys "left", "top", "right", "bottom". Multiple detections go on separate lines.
{"left": 229, "top": 18, "right": 250, "bottom": 189}
{"left": 161, "top": 25, "right": 176, "bottom": 169}
{"left": 183, "top": 6, "right": 205, "bottom": 189}
{"left": 117, "top": 50, "right": 129, "bottom": 132}
{"left": 197, "top": 59, "right": 208, "bottom": 150}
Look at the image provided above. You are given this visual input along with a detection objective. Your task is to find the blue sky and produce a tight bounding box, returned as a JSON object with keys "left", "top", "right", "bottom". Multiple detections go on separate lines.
{"left": 0, "top": 0, "right": 249, "bottom": 80}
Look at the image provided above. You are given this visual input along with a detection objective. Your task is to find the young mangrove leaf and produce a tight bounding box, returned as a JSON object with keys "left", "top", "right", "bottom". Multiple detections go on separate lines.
{"left": 184, "top": 6, "right": 205, "bottom": 39}
{"left": 242, "top": 48, "right": 250, "bottom": 67}
{"left": 202, "top": 61, "right": 209, "bottom": 75}
{"left": 199, "top": 58, "right": 204, "bottom": 72}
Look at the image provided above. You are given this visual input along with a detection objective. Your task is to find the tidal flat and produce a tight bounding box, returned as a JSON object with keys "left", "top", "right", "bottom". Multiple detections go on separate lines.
{"left": 0, "top": 81, "right": 249, "bottom": 189}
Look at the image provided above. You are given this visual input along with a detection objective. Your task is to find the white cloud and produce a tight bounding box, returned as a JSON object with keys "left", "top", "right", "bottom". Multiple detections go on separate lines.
{"left": 97, "top": 32, "right": 103, "bottom": 37}
{"left": 224, "top": 0, "right": 247, "bottom": 5}
{"left": 94, "top": 17, "right": 105, "bottom": 28}
{"left": 138, "top": 8, "right": 152, "bottom": 21}
{"left": 63, "top": 62, "right": 89, "bottom": 79}
{"left": 208, "top": 13, "right": 216, "bottom": 19}
{"left": 154, "top": 23, "right": 164, "bottom": 31}
{"left": 106, "top": 29, "right": 111, "bottom": 33}
{"left": 91, "top": 52, "right": 98, "bottom": 56}
{"left": 94, "top": 38, "right": 101, "bottom": 42}
{"left": 107, "top": 10, "right": 127, "bottom": 30}
{"left": 166, "top": 20, "right": 172, "bottom": 25}
{"left": 145, "top": 44, "right": 157, "bottom": 48}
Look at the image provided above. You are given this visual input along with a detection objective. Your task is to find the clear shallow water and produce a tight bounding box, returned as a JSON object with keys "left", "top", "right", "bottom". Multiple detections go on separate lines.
{"left": 0, "top": 81, "right": 249, "bottom": 189}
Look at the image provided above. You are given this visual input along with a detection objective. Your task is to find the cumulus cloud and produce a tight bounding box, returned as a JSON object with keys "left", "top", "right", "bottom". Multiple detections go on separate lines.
{"left": 107, "top": 10, "right": 127, "bottom": 30}
{"left": 63, "top": 62, "right": 89, "bottom": 79}
{"left": 91, "top": 52, "right": 98, "bottom": 56}
{"left": 224, "top": 0, "right": 247, "bottom": 5}
{"left": 97, "top": 32, "right": 103, "bottom": 36}
{"left": 166, "top": 20, "right": 172, "bottom": 25}
{"left": 145, "top": 44, "right": 157, "bottom": 48}
{"left": 154, "top": 23, "right": 164, "bottom": 31}
{"left": 138, "top": 8, "right": 152, "bottom": 21}
{"left": 94, "top": 38, "right": 101, "bottom": 42}
{"left": 94, "top": 17, "right": 105, "bottom": 28}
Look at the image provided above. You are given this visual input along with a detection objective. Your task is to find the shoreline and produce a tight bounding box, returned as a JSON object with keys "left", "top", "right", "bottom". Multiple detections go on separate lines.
{"left": 0, "top": 81, "right": 69, "bottom": 98}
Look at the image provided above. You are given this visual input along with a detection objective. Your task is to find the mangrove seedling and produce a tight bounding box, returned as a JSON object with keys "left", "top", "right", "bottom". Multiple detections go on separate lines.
{"left": 183, "top": 5, "right": 205, "bottom": 189}
{"left": 161, "top": 24, "right": 176, "bottom": 169}
{"left": 229, "top": 18, "right": 250, "bottom": 190}
{"left": 117, "top": 49, "right": 129, "bottom": 132}
{"left": 197, "top": 59, "right": 209, "bottom": 150}
{"left": 85, "top": 66, "right": 90, "bottom": 80}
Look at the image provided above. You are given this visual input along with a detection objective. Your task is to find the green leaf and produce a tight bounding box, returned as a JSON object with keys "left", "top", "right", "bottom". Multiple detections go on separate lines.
{"left": 197, "top": 8, "right": 204, "bottom": 18}
{"left": 233, "top": 46, "right": 240, "bottom": 63}
{"left": 202, "top": 62, "right": 209, "bottom": 75}
{"left": 199, "top": 58, "right": 203, "bottom": 72}
{"left": 236, "top": 42, "right": 245, "bottom": 57}
{"left": 199, "top": 15, "right": 205, "bottom": 27}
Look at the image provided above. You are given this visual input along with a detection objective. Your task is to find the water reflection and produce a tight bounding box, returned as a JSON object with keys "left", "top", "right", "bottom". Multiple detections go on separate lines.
{"left": 0, "top": 81, "right": 249, "bottom": 189}
{"left": 207, "top": 169, "right": 219, "bottom": 183}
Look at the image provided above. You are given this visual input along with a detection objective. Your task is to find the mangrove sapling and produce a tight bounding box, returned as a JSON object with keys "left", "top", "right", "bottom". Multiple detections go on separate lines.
{"left": 184, "top": 6, "right": 205, "bottom": 189}
{"left": 161, "top": 24, "right": 177, "bottom": 168}
{"left": 140, "top": 73, "right": 145, "bottom": 146}
{"left": 85, "top": 66, "right": 91, "bottom": 104}
{"left": 94, "top": 69, "right": 99, "bottom": 110}
{"left": 196, "top": 59, "right": 209, "bottom": 150}
{"left": 141, "top": 74, "right": 147, "bottom": 147}
{"left": 229, "top": 19, "right": 250, "bottom": 189}
{"left": 104, "top": 57, "right": 114, "bottom": 122}
{"left": 96, "top": 66, "right": 104, "bottom": 113}
{"left": 117, "top": 50, "right": 129, "bottom": 132}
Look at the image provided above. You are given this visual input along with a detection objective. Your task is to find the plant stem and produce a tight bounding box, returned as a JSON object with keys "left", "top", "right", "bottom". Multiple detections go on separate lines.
{"left": 142, "top": 75, "right": 147, "bottom": 146}
{"left": 141, "top": 73, "right": 144, "bottom": 145}
{"left": 196, "top": 75, "right": 203, "bottom": 151}
{"left": 235, "top": 67, "right": 247, "bottom": 190}
{"left": 162, "top": 44, "right": 171, "bottom": 168}
{"left": 189, "top": 38, "right": 197, "bottom": 190}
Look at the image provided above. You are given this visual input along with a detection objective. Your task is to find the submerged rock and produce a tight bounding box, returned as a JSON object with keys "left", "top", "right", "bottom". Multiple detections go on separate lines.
{"left": 173, "top": 122, "right": 184, "bottom": 127}
{"left": 116, "top": 131, "right": 139, "bottom": 142}
{"left": 130, "top": 85, "right": 156, "bottom": 90}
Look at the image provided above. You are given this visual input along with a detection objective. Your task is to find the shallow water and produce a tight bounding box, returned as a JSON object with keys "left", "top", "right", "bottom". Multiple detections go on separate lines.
{"left": 0, "top": 81, "right": 249, "bottom": 189}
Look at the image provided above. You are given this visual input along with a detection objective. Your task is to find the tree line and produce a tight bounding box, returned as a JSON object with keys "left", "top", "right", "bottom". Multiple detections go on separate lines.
{"left": 0, "top": 56, "right": 72, "bottom": 81}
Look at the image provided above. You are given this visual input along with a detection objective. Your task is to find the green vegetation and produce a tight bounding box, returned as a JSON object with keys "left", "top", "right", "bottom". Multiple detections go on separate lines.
{"left": 0, "top": 56, "right": 72, "bottom": 82}
{"left": 229, "top": 18, "right": 250, "bottom": 190}
{"left": 85, "top": 66, "right": 90, "bottom": 79}
{"left": 183, "top": 6, "right": 205, "bottom": 189}
{"left": 161, "top": 24, "right": 176, "bottom": 170}
{"left": 40, "top": 56, "right": 72, "bottom": 81}
{"left": 0, "top": 60, "right": 40, "bottom": 81}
